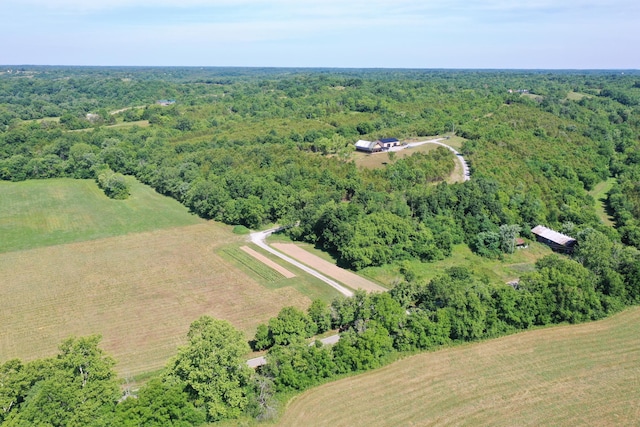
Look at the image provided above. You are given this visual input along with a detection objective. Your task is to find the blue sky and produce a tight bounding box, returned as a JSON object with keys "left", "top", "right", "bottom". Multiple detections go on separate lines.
{"left": 1, "top": 0, "right": 638, "bottom": 68}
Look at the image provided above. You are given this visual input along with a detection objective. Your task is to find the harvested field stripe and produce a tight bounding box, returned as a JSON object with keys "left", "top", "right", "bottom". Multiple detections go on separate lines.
{"left": 270, "top": 243, "right": 386, "bottom": 293}
{"left": 219, "top": 247, "right": 285, "bottom": 283}
{"left": 240, "top": 246, "right": 296, "bottom": 278}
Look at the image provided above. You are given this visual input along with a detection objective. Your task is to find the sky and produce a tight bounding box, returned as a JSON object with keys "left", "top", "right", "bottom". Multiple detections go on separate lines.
{"left": 1, "top": 0, "right": 638, "bottom": 69}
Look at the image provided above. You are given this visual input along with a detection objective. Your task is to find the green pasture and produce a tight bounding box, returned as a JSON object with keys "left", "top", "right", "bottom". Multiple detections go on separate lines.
{"left": 0, "top": 177, "right": 203, "bottom": 253}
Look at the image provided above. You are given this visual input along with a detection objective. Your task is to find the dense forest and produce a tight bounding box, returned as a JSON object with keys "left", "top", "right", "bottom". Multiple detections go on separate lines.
{"left": 1, "top": 67, "right": 639, "bottom": 425}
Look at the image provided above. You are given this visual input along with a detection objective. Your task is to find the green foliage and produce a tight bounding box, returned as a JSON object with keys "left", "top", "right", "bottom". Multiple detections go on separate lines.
{"left": 95, "top": 165, "right": 130, "bottom": 199}
{"left": 115, "top": 378, "right": 205, "bottom": 426}
{"left": 168, "top": 316, "right": 252, "bottom": 422}
{"left": 519, "top": 255, "right": 602, "bottom": 324}
{"left": 307, "top": 299, "right": 332, "bottom": 334}
{"left": 232, "top": 224, "right": 250, "bottom": 234}
{"left": 254, "top": 306, "right": 317, "bottom": 350}
{"left": 1, "top": 336, "right": 120, "bottom": 427}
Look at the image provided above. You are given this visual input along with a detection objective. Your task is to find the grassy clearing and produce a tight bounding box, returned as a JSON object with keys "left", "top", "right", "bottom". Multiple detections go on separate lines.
{"left": 589, "top": 177, "right": 616, "bottom": 227}
{"left": 0, "top": 178, "right": 203, "bottom": 253}
{"left": 280, "top": 307, "right": 640, "bottom": 426}
{"left": 0, "top": 222, "right": 315, "bottom": 376}
{"left": 104, "top": 120, "right": 150, "bottom": 129}
{"left": 353, "top": 143, "right": 444, "bottom": 170}
{"left": 566, "top": 91, "right": 592, "bottom": 101}
{"left": 361, "top": 242, "right": 553, "bottom": 286}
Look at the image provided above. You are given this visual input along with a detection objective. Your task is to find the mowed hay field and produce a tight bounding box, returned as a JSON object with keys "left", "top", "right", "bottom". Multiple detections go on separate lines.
{"left": 0, "top": 179, "right": 322, "bottom": 376}
{"left": 0, "top": 223, "right": 313, "bottom": 376}
{"left": 0, "top": 178, "right": 203, "bottom": 253}
{"left": 280, "top": 307, "right": 640, "bottom": 426}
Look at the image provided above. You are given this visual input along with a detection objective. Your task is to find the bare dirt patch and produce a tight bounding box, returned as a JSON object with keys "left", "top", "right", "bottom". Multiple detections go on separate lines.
{"left": 270, "top": 243, "right": 386, "bottom": 293}
{"left": 0, "top": 223, "right": 310, "bottom": 376}
{"left": 240, "top": 245, "right": 296, "bottom": 278}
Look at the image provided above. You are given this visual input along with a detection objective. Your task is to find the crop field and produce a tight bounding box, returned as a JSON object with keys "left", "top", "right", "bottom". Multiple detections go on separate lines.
{"left": 279, "top": 307, "right": 640, "bottom": 426}
{"left": 0, "top": 178, "right": 203, "bottom": 253}
{"left": 0, "top": 222, "right": 316, "bottom": 376}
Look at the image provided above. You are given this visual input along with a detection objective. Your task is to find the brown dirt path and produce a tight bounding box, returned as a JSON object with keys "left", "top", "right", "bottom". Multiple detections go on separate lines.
{"left": 271, "top": 243, "right": 386, "bottom": 293}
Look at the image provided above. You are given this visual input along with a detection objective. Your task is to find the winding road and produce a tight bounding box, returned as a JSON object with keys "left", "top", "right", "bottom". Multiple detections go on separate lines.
{"left": 390, "top": 138, "right": 471, "bottom": 181}
{"left": 245, "top": 140, "right": 469, "bottom": 368}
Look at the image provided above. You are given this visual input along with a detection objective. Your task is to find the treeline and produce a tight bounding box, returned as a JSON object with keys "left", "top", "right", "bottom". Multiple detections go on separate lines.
{"left": 2, "top": 227, "right": 638, "bottom": 425}
{"left": 2, "top": 68, "right": 639, "bottom": 268}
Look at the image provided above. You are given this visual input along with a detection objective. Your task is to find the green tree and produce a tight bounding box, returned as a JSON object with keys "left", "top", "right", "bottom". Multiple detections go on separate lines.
{"left": 307, "top": 299, "right": 332, "bottom": 334}
{"left": 268, "top": 306, "right": 317, "bottom": 346}
{"left": 168, "top": 316, "right": 252, "bottom": 422}
{"left": 3, "top": 336, "right": 120, "bottom": 427}
{"left": 499, "top": 224, "right": 521, "bottom": 254}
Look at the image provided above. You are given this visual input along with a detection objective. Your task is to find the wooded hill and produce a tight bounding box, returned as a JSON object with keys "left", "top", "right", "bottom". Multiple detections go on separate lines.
{"left": 1, "top": 67, "right": 639, "bottom": 425}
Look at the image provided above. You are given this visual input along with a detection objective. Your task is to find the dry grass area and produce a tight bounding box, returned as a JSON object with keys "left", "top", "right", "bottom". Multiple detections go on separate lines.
{"left": 271, "top": 243, "right": 386, "bottom": 293}
{"left": 240, "top": 245, "right": 296, "bottom": 278}
{"left": 0, "top": 223, "right": 311, "bottom": 376}
{"left": 353, "top": 144, "right": 444, "bottom": 170}
{"left": 280, "top": 307, "right": 640, "bottom": 426}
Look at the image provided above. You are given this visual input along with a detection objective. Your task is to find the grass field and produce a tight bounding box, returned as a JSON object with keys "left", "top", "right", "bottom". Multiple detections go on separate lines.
{"left": 279, "top": 307, "right": 640, "bottom": 426}
{"left": 0, "top": 178, "right": 203, "bottom": 253}
{"left": 0, "top": 178, "right": 339, "bottom": 376}
{"left": 361, "top": 242, "right": 553, "bottom": 287}
{"left": 589, "top": 177, "right": 616, "bottom": 227}
{"left": 0, "top": 223, "right": 317, "bottom": 376}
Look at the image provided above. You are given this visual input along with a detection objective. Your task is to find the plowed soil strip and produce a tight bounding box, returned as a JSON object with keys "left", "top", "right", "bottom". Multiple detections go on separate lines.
{"left": 240, "top": 246, "right": 296, "bottom": 278}
{"left": 271, "top": 243, "right": 385, "bottom": 293}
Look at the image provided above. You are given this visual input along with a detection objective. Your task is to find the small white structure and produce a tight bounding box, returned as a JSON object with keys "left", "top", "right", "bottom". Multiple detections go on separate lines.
{"left": 378, "top": 138, "right": 400, "bottom": 149}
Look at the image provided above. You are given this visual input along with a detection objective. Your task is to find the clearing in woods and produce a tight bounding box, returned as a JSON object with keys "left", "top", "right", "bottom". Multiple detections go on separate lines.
{"left": 279, "top": 307, "right": 640, "bottom": 427}
{"left": 589, "top": 177, "right": 616, "bottom": 227}
{"left": 0, "top": 223, "right": 314, "bottom": 376}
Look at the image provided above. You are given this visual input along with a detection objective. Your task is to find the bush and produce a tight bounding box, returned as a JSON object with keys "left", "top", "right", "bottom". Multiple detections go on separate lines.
{"left": 95, "top": 165, "right": 131, "bottom": 199}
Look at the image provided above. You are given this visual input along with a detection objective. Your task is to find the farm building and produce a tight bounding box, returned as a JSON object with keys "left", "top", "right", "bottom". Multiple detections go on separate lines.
{"left": 156, "top": 99, "right": 176, "bottom": 106}
{"left": 355, "top": 140, "right": 383, "bottom": 153}
{"left": 531, "top": 225, "right": 577, "bottom": 253}
{"left": 378, "top": 138, "right": 400, "bottom": 149}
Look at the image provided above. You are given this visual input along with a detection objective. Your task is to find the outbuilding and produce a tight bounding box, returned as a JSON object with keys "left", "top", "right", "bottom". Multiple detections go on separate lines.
{"left": 531, "top": 225, "right": 576, "bottom": 253}
{"left": 355, "top": 140, "right": 383, "bottom": 153}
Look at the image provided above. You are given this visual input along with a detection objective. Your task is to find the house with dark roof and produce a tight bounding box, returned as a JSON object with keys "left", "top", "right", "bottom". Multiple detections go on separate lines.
{"left": 355, "top": 140, "right": 382, "bottom": 153}
{"left": 378, "top": 138, "right": 400, "bottom": 149}
{"left": 531, "top": 225, "right": 577, "bottom": 253}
